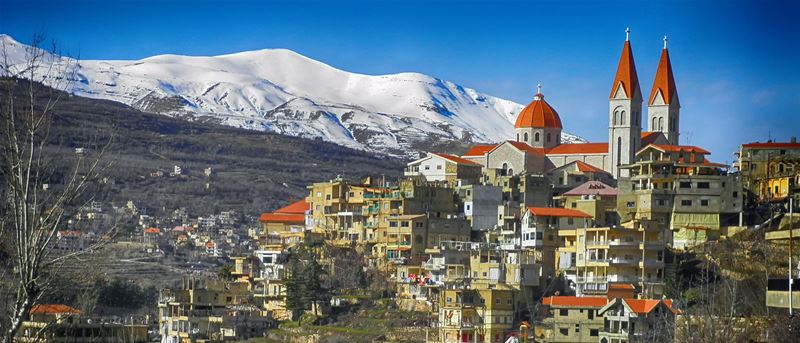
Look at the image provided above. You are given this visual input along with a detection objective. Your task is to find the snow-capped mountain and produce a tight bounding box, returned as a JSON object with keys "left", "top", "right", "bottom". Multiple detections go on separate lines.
{"left": 1, "top": 34, "right": 585, "bottom": 157}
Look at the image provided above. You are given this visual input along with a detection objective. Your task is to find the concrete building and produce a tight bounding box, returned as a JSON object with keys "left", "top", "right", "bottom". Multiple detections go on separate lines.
{"left": 557, "top": 180, "right": 619, "bottom": 227}
{"left": 405, "top": 152, "right": 483, "bottom": 186}
{"left": 541, "top": 296, "right": 608, "bottom": 343}
{"left": 598, "top": 298, "right": 677, "bottom": 343}
{"left": 735, "top": 140, "right": 800, "bottom": 203}
{"left": 18, "top": 304, "right": 148, "bottom": 343}
{"left": 557, "top": 220, "right": 668, "bottom": 298}
{"left": 618, "top": 144, "right": 743, "bottom": 250}
{"left": 456, "top": 184, "right": 502, "bottom": 232}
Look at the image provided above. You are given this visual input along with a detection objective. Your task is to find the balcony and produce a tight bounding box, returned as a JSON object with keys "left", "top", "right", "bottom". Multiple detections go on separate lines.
{"left": 639, "top": 259, "right": 665, "bottom": 268}
{"left": 609, "top": 257, "right": 639, "bottom": 265}
{"left": 608, "top": 239, "right": 639, "bottom": 247}
{"left": 640, "top": 242, "right": 665, "bottom": 250}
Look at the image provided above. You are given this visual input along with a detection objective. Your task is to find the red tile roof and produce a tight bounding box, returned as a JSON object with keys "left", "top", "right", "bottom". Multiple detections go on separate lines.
{"left": 648, "top": 144, "right": 710, "bottom": 154}
{"left": 30, "top": 304, "right": 81, "bottom": 315}
{"left": 742, "top": 142, "right": 800, "bottom": 149}
{"left": 432, "top": 153, "right": 482, "bottom": 166}
{"left": 258, "top": 213, "right": 305, "bottom": 224}
{"left": 563, "top": 181, "right": 618, "bottom": 197}
{"left": 610, "top": 40, "right": 641, "bottom": 99}
{"left": 542, "top": 296, "right": 608, "bottom": 308}
{"left": 463, "top": 144, "right": 497, "bottom": 157}
{"left": 514, "top": 93, "right": 563, "bottom": 129}
{"left": 505, "top": 141, "right": 546, "bottom": 154}
{"left": 649, "top": 47, "right": 678, "bottom": 105}
{"left": 575, "top": 161, "right": 608, "bottom": 174}
{"left": 144, "top": 227, "right": 160, "bottom": 234}
{"left": 547, "top": 143, "right": 608, "bottom": 155}
{"left": 528, "top": 207, "right": 592, "bottom": 218}
{"left": 640, "top": 131, "right": 662, "bottom": 146}
{"left": 274, "top": 200, "right": 309, "bottom": 214}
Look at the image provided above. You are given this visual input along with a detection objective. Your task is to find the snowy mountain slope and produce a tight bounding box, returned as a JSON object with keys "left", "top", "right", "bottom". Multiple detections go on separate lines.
{"left": 1, "top": 34, "right": 585, "bottom": 157}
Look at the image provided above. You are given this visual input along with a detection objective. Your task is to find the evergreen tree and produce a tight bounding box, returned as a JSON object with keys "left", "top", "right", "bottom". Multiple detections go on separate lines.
{"left": 301, "top": 255, "right": 327, "bottom": 315}
{"left": 283, "top": 253, "right": 304, "bottom": 319}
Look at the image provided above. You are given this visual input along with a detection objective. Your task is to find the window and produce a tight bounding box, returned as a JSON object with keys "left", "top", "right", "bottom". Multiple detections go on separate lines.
{"left": 568, "top": 218, "right": 574, "bottom": 225}
{"left": 681, "top": 199, "right": 692, "bottom": 206}
{"left": 436, "top": 164, "right": 442, "bottom": 170}
{"left": 733, "top": 191, "right": 739, "bottom": 198}
{"left": 424, "top": 165, "right": 430, "bottom": 170}
{"left": 559, "top": 328, "right": 569, "bottom": 336}
{"left": 652, "top": 117, "right": 657, "bottom": 131}
{"left": 560, "top": 309, "right": 568, "bottom": 316}
{"left": 626, "top": 201, "right": 635, "bottom": 208}
{"left": 701, "top": 199, "right": 709, "bottom": 206}
{"left": 656, "top": 199, "right": 667, "bottom": 206}
{"left": 697, "top": 182, "right": 710, "bottom": 189}
{"left": 588, "top": 310, "right": 594, "bottom": 320}
{"left": 535, "top": 132, "right": 540, "bottom": 142}
{"left": 547, "top": 133, "right": 552, "bottom": 142}
{"left": 590, "top": 329, "right": 599, "bottom": 337}
{"left": 621, "top": 110, "right": 626, "bottom": 125}
{"left": 524, "top": 132, "right": 529, "bottom": 142}
{"left": 571, "top": 202, "right": 577, "bottom": 208}
{"left": 679, "top": 182, "right": 691, "bottom": 189}
{"left": 614, "top": 110, "right": 618, "bottom": 125}
{"left": 575, "top": 324, "right": 580, "bottom": 333}
{"left": 658, "top": 117, "right": 664, "bottom": 130}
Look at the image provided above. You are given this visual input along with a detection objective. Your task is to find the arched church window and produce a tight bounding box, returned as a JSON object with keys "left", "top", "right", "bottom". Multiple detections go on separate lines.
{"left": 502, "top": 163, "right": 508, "bottom": 176}
{"left": 535, "top": 133, "right": 540, "bottom": 142}
{"left": 524, "top": 132, "right": 529, "bottom": 142}
{"left": 621, "top": 110, "right": 626, "bottom": 125}
{"left": 652, "top": 117, "right": 657, "bottom": 131}
{"left": 616, "top": 137, "right": 622, "bottom": 167}
{"left": 547, "top": 133, "right": 552, "bottom": 142}
{"left": 613, "top": 110, "right": 618, "bottom": 126}
{"left": 658, "top": 117, "right": 664, "bottom": 131}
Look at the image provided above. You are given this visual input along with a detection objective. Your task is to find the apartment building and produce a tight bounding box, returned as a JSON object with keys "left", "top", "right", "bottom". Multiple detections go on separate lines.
{"left": 17, "top": 304, "right": 148, "bottom": 343}
{"left": 438, "top": 288, "right": 517, "bottom": 343}
{"left": 557, "top": 220, "right": 667, "bottom": 298}
{"left": 540, "top": 296, "right": 608, "bottom": 343}
{"left": 557, "top": 180, "right": 620, "bottom": 227}
{"left": 735, "top": 140, "right": 800, "bottom": 203}
{"left": 618, "top": 144, "right": 742, "bottom": 250}
{"left": 456, "top": 184, "right": 502, "bottom": 232}
{"left": 158, "top": 279, "right": 270, "bottom": 342}
{"left": 405, "top": 152, "right": 483, "bottom": 186}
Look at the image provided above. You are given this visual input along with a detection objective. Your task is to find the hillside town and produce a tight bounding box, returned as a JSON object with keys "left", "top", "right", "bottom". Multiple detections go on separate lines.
{"left": 15, "top": 31, "right": 800, "bottom": 343}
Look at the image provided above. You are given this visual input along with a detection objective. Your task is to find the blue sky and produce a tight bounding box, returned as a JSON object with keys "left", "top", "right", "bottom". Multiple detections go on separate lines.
{"left": 3, "top": 0, "right": 798, "bottom": 163}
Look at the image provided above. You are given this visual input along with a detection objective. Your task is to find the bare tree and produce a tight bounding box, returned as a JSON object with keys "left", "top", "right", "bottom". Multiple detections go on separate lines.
{"left": 0, "top": 34, "right": 111, "bottom": 342}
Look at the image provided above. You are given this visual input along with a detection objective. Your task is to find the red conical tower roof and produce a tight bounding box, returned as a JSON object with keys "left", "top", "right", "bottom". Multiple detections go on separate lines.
{"left": 514, "top": 85, "right": 562, "bottom": 129}
{"left": 610, "top": 30, "right": 641, "bottom": 99}
{"left": 649, "top": 37, "right": 678, "bottom": 105}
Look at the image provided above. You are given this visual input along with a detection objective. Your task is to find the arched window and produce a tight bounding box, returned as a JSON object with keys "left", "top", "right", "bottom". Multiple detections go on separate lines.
{"left": 508, "top": 168, "right": 514, "bottom": 175}
{"left": 516, "top": 133, "right": 519, "bottom": 141}
{"left": 501, "top": 163, "right": 508, "bottom": 176}
{"left": 524, "top": 132, "right": 529, "bottom": 142}
{"left": 616, "top": 137, "right": 622, "bottom": 166}
{"left": 613, "top": 110, "right": 619, "bottom": 126}
{"left": 658, "top": 117, "right": 664, "bottom": 131}
{"left": 547, "top": 133, "right": 552, "bottom": 142}
{"left": 621, "top": 110, "right": 626, "bottom": 125}
{"left": 534, "top": 132, "right": 540, "bottom": 142}
{"left": 652, "top": 117, "right": 657, "bottom": 131}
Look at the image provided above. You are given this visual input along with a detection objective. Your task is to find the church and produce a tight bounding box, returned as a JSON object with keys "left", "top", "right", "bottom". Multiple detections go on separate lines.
{"left": 462, "top": 31, "right": 681, "bottom": 179}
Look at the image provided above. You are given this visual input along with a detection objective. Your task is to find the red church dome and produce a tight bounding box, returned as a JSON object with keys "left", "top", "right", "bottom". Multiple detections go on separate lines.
{"left": 514, "top": 91, "right": 563, "bottom": 129}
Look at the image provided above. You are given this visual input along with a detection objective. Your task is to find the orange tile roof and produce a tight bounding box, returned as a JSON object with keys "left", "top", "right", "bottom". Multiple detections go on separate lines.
{"left": 547, "top": 143, "right": 608, "bottom": 155}
{"left": 30, "top": 304, "right": 81, "bottom": 315}
{"left": 542, "top": 296, "right": 608, "bottom": 308}
{"left": 432, "top": 153, "right": 482, "bottom": 166}
{"left": 258, "top": 213, "right": 305, "bottom": 224}
{"left": 505, "top": 141, "right": 546, "bottom": 154}
{"left": 144, "top": 227, "right": 160, "bottom": 234}
{"left": 610, "top": 40, "right": 641, "bottom": 99}
{"left": 624, "top": 299, "right": 674, "bottom": 314}
{"left": 463, "top": 144, "right": 497, "bottom": 157}
{"left": 608, "top": 283, "right": 635, "bottom": 290}
{"left": 640, "top": 131, "right": 662, "bottom": 146}
{"left": 575, "top": 161, "right": 608, "bottom": 174}
{"left": 649, "top": 48, "right": 678, "bottom": 105}
{"left": 514, "top": 92, "right": 562, "bottom": 129}
{"left": 528, "top": 207, "right": 592, "bottom": 218}
{"left": 274, "top": 199, "right": 309, "bottom": 214}
{"left": 648, "top": 144, "right": 709, "bottom": 154}
{"left": 742, "top": 142, "right": 800, "bottom": 149}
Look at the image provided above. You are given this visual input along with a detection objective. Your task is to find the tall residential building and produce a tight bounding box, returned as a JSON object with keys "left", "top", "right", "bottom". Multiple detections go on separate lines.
{"left": 734, "top": 140, "right": 800, "bottom": 203}
{"left": 557, "top": 220, "right": 668, "bottom": 298}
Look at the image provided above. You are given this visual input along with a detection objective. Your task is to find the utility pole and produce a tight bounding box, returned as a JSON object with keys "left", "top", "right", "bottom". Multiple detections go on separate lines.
{"left": 790, "top": 197, "right": 795, "bottom": 319}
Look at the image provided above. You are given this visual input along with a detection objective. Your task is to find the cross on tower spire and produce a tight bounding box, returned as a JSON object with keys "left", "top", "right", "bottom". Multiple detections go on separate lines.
{"left": 625, "top": 27, "right": 630, "bottom": 41}
{"left": 663, "top": 35, "right": 668, "bottom": 49}
{"left": 537, "top": 83, "right": 542, "bottom": 94}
